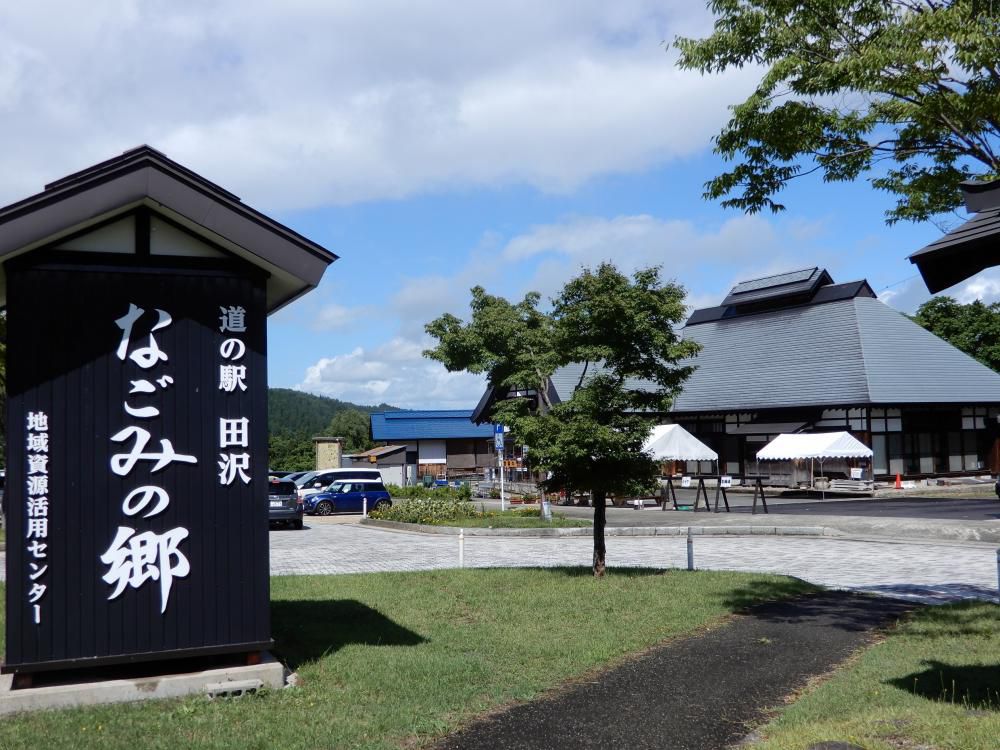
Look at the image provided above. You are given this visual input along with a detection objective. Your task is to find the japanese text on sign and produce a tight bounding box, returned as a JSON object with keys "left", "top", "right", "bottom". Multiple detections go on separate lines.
{"left": 25, "top": 411, "right": 49, "bottom": 625}
{"left": 218, "top": 306, "right": 251, "bottom": 486}
{"left": 102, "top": 304, "right": 195, "bottom": 613}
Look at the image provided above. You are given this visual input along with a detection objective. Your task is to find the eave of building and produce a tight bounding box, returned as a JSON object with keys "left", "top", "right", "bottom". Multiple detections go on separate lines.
{"left": 0, "top": 145, "right": 338, "bottom": 313}
{"left": 909, "top": 178, "right": 1000, "bottom": 293}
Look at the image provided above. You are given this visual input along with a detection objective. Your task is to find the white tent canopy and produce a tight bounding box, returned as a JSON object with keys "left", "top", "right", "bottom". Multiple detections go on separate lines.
{"left": 756, "top": 432, "right": 873, "bottom": 461}
{"left": 643, "top": 424, "right": 718, "bottom": 462}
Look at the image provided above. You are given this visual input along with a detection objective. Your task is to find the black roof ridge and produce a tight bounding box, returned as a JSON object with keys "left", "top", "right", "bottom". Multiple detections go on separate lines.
{"left": 42, "top": 145, "right": 240, "bottom": 202}
{"left": 0, "top": 145, "right": 334, "bottom": 263}
{"left": 686, "top": 279, "right": 875, "bottom": 327}
{"left": 730, "top": 265, "right": 818, "bottom": 289}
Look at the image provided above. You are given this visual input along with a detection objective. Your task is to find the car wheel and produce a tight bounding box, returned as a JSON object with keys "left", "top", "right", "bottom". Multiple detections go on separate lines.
{"left": 373, "top": 499, "right": 390, "bottom": 512}
{"left": 314, "top": 500, "right": 334, "bottom": 516}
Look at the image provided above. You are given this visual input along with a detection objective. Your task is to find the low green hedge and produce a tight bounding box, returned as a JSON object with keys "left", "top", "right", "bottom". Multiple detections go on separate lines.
{"left": 384, "top": 483, "right": 472, "bottom": 501}
{"left": 371, "top": 500, "right": 571, "bottom": 526}
{"left": 371, "top": 495, "right": 478, "bottom": 524}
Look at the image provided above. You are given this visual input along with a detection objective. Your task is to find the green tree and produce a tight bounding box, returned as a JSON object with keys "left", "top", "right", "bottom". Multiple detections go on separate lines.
{"left": 425, "top": 264, "right": 699, "bottom": 576}
{"left": 675, "top": 1, "right": 1000, "bottom": 224}
{"left": 913, "top": 295, "right": 1000, "bottom": 371}
{"left": 328, "top": 409, "right": 375, "bottom": 453}
{"left": 268, "top": 430, "right": 315, "bottom": 472}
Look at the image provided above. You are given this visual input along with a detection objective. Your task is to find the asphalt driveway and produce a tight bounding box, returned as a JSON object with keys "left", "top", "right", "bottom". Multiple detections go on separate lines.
{"left": 542, "top": 493, "right": 1000, "bottom": 524}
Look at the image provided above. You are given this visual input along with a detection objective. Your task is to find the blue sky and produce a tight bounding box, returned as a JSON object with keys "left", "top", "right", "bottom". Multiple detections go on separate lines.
{"left": 2, "top": 1, "right": 994, "bottom": 408}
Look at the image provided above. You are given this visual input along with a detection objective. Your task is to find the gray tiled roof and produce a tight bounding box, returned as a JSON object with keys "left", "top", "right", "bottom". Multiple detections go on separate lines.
{"left": 548, "top": 297, "right": 1000, "bottom": 411}
{"left": 673, "top": 297, "right": 1000, "bottom": 411}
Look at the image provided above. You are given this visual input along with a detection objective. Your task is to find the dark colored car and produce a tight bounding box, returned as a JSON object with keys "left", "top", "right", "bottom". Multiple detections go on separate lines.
{"left": 995, "top": 477, "right": 1000, "bottom": 499}
{"left": 305, "top": 479, "right": 392, "bottom": 516}
{"left": 269, "top": 478, "right": 304, "bottom": 529}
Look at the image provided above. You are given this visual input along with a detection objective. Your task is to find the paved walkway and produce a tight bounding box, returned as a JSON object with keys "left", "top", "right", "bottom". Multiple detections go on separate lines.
{"left": 268, "top": 522, "right": 1000, "bottom": 604}
{"left": 434, "top": 591, "right": 917, "bottom": 750}
{"left": 1, "top": 522, "right": 995, "bottom": 605}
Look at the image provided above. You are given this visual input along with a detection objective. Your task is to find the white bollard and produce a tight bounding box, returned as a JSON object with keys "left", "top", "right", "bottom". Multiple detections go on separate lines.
{"left": 687, "top": 527, "right": 694, "bottom": 571}
{"left": 459, "top": 529, "right": 465, "bottom": 569}
{"left": 996, "top": 548, "right": 999, "bottom": 595}
{"left": 362, "top": 498, "right": 368, "bottom": 518}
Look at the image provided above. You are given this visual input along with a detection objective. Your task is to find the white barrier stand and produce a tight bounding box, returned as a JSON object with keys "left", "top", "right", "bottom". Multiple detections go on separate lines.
{"left": 459, "top": 529, "right": 465, "bottom": 569}
{"left": 687, "top": 527, "right": 694, "bottom": 571}
{"left": 362, "top": 498, "right": 368, "bottom": 518}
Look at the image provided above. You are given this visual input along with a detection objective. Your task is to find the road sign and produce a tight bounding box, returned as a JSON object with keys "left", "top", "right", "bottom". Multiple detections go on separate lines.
{"left": 494, "top": 424, "right": 504, "bottom": 451}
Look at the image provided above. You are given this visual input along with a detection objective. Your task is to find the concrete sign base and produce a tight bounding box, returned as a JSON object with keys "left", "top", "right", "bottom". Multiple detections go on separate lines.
{"left": 0, "top": 652, "right": 286, "bottom": 716}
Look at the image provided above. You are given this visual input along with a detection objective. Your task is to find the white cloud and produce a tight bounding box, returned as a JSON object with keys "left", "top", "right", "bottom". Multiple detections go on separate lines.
{"left": 311, "top": 303, "right": 370, "bottom": 332}
{"left": 389, "top": 212, "right": 828, "bottom": 324}
{"left": 881, "top": 268, "right": 1000, "bottom": 315}
{"left": 953, "top": 269, "right": 1000, "bottom": 305}
{"left": 0, "top": 1, "right": 754, "bottom": 210}
{"left": 298, "top": 337, "right": 487, "bottom": 409}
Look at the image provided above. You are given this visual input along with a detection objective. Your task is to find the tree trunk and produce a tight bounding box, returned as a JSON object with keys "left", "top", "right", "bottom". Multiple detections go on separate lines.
{"left": 592, "top": 490, "right": 606, "bottom": 577}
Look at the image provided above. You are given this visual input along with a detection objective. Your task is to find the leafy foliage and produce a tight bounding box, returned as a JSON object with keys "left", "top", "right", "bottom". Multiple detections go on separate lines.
{"left": 425, "top": 263, "right": 698, "bottom": 574}
{"left": 268, "top": 430, "right": 316, "bottom": 472}
{"left": 370, "top": 495, "right": 479, "bottom": 524}
{"left": 913, "top": 295, "right": 1000, "bottom": 371}
{"left": 268, "top": 387, "right": 394, "bottom": 436}
{"left": 267, "top": 389, "right": 397, "bottom": 471}
{"left": 385, "top": 483, "right": 473, "bottom": 501}
{"left": 675, "top": 1, "right": 1000, "bottom": 224}
{"left": 327, "top": 408, "right": 375, "bottom": 453}
{"left": 370, "top": 495, "right": 584, "bottom": 527}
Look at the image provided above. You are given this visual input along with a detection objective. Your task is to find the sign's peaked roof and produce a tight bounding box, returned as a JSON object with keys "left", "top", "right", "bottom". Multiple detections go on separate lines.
{"left": 0, "top": 145, "right": 337, "bottom": 312}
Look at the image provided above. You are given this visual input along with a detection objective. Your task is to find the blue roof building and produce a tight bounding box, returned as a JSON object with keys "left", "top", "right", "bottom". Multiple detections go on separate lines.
{"left": 370, "top": 410, "right": 494, "bottom": 440}
{"left": 369, "top": 410, "right": 496, "bottom": 480}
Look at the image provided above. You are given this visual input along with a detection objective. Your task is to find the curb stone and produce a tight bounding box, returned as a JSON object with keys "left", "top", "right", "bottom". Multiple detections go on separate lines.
{"left": 360, "top": 518, "right": 834, "bottom": 538}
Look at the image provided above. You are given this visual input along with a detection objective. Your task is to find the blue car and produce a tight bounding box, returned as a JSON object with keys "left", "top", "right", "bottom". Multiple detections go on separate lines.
{"left": 305, "top": 479, "right": 392, "bottom": 516}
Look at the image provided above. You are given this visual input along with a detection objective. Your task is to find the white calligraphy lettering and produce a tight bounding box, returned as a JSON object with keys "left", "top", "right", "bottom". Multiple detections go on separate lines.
{"left": 110, "top": 427, "right": 197, "bottom": 475}
{"left": 100, "top": 526, "right": 190, "bottom": 613}
{"left": 121, "top": 486, "right": 170, "bottom": 518}
{"left": 217, "top": 452, "right": 251, "bottom": 485}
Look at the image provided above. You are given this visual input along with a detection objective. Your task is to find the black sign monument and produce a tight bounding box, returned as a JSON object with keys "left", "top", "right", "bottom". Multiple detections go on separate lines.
{"left": 1, "top": 147, "right": 336, "bottom": 673}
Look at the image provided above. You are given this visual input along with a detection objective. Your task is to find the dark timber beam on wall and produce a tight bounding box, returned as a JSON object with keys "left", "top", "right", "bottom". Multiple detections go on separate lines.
{"left": 135, "top": 207, "right": 150, "bottom": 256}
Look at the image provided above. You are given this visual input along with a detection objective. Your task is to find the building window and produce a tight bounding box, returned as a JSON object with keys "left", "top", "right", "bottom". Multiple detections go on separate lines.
{"left": 961, "top": 406, "right": 989, "bottom": 430}
{"left": 871, "top": 408, "right": 901, "bottom": 432}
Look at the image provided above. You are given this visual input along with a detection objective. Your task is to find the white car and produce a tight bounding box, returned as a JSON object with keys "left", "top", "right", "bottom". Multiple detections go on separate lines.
{"left": 296, "top": 468, "right": 383, "bottom": 502}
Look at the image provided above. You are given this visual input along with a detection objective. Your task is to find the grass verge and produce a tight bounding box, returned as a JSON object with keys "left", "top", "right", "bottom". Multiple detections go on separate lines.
{"left": 427, "top": 513, "right": 590, "bottom": 528}
{"left": 0, "top": 569, "right": 815, "bottom": 750}
{"left": 751, "top": 600, "right": 1000, "bottom": 750}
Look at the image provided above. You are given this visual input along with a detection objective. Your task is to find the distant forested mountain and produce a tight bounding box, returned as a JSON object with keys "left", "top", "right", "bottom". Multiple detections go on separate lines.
{"left": 268, "top": 388, "right": 399, "bottom": 471}
{"left": 268, "top": 388, "right": 397, "bottom": 436}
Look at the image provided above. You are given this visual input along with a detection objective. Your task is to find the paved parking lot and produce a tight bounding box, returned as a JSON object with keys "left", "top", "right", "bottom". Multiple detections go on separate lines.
{"left": 545, "top": 494, "right": 1000, "bottom": 523}
{"left": 270, "top": 520, "right": 999, "bottom": 604}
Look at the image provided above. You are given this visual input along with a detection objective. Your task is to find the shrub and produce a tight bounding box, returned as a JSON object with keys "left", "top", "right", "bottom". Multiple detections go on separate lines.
{"left": 384, "top": 483, "right": 472, "bottom": 501}
{"left": 370, "top": 496, "right": 478, "bottom": 524}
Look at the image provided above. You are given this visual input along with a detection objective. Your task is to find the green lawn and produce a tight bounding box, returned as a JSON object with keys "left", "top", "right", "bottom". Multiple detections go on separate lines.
{"left": 752, "top": 600, "right": 1000, "bottom": 750}
{"left": 427, "top": 514, "right": 590, "bottom": 528}
{"left": 0, "top": 570, "right": 814, "bottom": 750}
